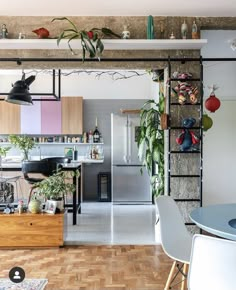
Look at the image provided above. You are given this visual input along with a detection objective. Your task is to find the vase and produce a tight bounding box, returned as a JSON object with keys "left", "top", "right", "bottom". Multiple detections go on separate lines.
{"left": 28, "top": 199, "right": 41, "bottom": 214}
{"left": 181, "top": 20, "right": 188, "bottom": 39}
{"left": 21, "top": 151, "right": 29, "bottom": 161}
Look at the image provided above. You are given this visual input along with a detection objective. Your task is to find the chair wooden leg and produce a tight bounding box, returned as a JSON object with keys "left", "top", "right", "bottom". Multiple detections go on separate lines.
{"left": 165, "top": 260, "right": 177, "bottom": 290}
{"left": 181, "top": 263, "right": 188, "bottom": 290}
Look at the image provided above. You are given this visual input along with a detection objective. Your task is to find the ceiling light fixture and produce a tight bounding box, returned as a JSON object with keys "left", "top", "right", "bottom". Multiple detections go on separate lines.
{"left": 5, "top": 72, "right": 35, "bottom": 105}
{"left": 0, "top": 69, "right": 61, "bottom": 103}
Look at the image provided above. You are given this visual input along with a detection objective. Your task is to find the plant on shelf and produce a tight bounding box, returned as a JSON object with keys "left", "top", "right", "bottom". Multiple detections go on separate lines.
{"left": 34, "top": 169, "right": 79, "bottom": 212}
{"left": 9, "top": 135, "right": 35, "bottom": 161}
{"left": 137, "top": 70, "right": 165, "bottom": 197}
{"left": 52, "top": 17, "right": 121, "bottom": 61}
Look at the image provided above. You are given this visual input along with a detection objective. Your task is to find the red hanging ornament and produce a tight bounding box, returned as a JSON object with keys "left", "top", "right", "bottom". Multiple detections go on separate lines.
{"left": 205, "top": 85, "right": 221, "bottom": 113}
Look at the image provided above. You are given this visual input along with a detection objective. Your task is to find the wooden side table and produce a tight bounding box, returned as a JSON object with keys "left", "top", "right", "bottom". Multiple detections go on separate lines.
{"left": 0, "top": 212, "right": 64, "bottom": 247}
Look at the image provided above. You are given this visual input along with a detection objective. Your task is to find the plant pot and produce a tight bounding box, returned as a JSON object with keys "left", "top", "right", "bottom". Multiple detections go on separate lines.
{"left": 50, "top": 198, "right": 64, "bottom": 212}
{"left": 28, "top": 199, "right": 41, "bottom": 214}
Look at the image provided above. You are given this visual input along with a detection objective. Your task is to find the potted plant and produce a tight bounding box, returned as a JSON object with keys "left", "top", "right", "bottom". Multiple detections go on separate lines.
{"left": 9, "top": 135, "right": 35, "bottom": 161}
{"left": 52, "top": 17, "right": 121, "bottom": 61}
{"left": 35, "top": 170, "right": 79, "bottom": 212}
{"left": 137, "top": 70, "right": 165, "bottom": 198}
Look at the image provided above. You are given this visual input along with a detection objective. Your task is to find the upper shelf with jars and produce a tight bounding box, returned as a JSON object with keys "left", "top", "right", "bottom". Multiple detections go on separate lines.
{"left": 0, "top": 39, "right": 207, "bottom": 50}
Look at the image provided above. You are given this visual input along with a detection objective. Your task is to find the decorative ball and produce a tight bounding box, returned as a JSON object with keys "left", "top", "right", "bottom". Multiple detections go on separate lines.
{"left": 205, "top": 95, "right": 221, "bottom": 112}
{"left": 28, "top": 199, "right": 41, "bottom": 214}
{"left": 202, "top": 114, "right": 213, "bottom": 131}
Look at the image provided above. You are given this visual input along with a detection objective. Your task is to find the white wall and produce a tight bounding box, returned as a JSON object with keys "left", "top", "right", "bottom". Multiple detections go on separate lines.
{"left": 0, "top": 69, "right": 153, "bottom": 100}
{"left": 202, "top": 30, "right": 236, "bottom": 205}
{"left": 203, "top": 101, "right": 236, "bottom": 205}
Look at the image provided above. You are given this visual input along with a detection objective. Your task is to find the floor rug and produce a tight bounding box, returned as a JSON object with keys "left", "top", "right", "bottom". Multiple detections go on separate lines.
{"left": 0, "top": 279, "right": 48, "bottom": 290}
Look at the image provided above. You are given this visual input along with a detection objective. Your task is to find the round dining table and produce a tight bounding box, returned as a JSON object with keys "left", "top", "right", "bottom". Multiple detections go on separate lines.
{"left": 190, "top": 203, "right": 236, "bottom": 240}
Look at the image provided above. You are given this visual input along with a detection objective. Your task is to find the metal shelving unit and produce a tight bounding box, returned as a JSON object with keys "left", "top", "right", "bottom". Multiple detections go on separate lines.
{"left": 167, "top": 57, "right": 203, "bottom": 228}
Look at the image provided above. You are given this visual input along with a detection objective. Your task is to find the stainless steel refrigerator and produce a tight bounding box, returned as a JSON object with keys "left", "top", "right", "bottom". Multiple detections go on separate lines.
{"left": 111, "top": 113, "right": 152, "bottom": 204}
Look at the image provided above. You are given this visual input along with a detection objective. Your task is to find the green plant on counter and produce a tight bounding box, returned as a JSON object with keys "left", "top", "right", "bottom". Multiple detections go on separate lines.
{"left": 9, "top": 135, "right": 35, "bottom": 161}
{"left": 0, "top": 146, "right": 11, "bottom": 157}
{"left": 52, "top": 17, "right": 121, "bottom": 61}
{"left": 137, "top": 70, "right": 165, "bottom": 197}
{"left": 35, "top": 170, "right": 79, "bottom": 201}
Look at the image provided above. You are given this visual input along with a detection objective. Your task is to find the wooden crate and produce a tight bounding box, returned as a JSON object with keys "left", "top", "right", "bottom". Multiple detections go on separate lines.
{"left": 0, "top": 212, "right": 64, "bottom": 247}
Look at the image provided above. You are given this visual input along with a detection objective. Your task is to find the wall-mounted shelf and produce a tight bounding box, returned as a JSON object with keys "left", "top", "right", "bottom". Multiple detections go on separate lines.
{"left": 0, "top": 142, "right": 104, "bottom": 145}
{"left": 0, "top": 39, "right": 207, "bottom": 50}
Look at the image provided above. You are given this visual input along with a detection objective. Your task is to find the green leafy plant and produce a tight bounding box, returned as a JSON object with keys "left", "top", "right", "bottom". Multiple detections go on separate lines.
{"left": 35, "top": 170, "right": 79, "bottom": 201}
{"left": 0, "top": 146, "right": 11, "bottom": 157}
{"left": 52, "top": 17, "right": 121, "bottom": 61}
{"left": 137, "top": 71, "right": 165, "bottom": 197}
{"left": 9, "top": 135, "right": 35, "bottom": 161}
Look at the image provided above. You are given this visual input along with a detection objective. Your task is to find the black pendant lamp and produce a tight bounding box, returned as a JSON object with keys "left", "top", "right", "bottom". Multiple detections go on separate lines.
{"left": 5, "top": 72, "right": 36, "bottom": 105}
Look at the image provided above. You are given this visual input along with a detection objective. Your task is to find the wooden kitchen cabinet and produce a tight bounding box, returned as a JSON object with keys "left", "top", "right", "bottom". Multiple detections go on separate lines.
{"left": 0, "top": 101, "right": 20, "bottom": 134}
{"left": 62, "top": 97, "right": 83, "bottom": 134}
{"left": 0, "top": 212, "right": 64, "bottom": 247}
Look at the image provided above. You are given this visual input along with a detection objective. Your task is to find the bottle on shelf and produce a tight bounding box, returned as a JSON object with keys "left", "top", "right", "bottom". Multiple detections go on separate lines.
{"left": 88, "top": 130, "right": 94, "bottom": 143}
{"left": 181, "top": 20, "right": 188, "bottom": 39}
{"left": 83, "top": 132, "right": 87, "bottom": 143}
{"left": 73, "top": 145, "right": 78, "bottom": 161}
{"left": 93, "top": 117, "right": 100, "bottom": 143}
{"left": 191, "top": 21, "right": 199, "bottom": 39}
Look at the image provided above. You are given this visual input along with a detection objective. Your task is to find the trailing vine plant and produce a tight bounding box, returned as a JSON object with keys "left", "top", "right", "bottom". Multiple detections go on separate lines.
{"left": 137, "top": 70, "right": 165, "bottom": 197}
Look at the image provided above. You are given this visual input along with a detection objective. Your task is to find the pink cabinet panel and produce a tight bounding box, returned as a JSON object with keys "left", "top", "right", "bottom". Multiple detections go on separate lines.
{"left": 41, "top": 101, "right": 61, "bottom": 134}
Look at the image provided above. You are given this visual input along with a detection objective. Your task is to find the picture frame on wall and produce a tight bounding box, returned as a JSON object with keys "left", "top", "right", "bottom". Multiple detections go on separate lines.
{"left": 45, "top": 200, "right": 57, "bottom": 214}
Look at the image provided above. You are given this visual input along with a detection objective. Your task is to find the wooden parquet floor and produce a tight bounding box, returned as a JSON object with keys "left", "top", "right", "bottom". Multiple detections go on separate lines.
{"left": 0, "top": 245, "right": 180, "bottom": 290}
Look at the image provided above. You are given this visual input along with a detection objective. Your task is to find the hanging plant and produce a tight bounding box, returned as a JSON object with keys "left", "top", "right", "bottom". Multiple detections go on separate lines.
{"left": 137, "top": 70, "right": 165, "bottom": 197}
{"left": 52, "top": 17, "right": 121, "bottom": 61}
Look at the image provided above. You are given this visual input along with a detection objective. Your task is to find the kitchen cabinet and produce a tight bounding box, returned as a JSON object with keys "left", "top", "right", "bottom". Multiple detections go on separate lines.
{"left": 21, "top": 101, "right": 41, "bottom": 134}
{"left": 0, "top": 101, "right": 20, "bottom": 134}
{"left": 62, "top": 97, "right": 83, "bottom": 134}
{"left": 41, "top": 101, "right": 62, "bottom": 134}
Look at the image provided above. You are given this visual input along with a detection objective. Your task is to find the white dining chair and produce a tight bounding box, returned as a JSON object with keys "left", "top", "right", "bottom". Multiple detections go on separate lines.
{"left": 188, "top": 234, "right": 236, "bottom": 290}
{"left": 156, "top": 195, "right": 192, "bottom": 290}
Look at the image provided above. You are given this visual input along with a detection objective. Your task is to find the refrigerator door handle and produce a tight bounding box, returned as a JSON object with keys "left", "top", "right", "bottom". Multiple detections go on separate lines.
{"left": 128, "top": 120, "right": 132, "bottom": 163}
{"left": 123, "top": 118, "right": 129, "bottom": 163}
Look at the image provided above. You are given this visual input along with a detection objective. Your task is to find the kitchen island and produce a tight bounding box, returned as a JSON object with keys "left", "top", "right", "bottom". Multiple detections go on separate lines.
{"left": 1, "top": 160, "right": 85, "bottom": 225}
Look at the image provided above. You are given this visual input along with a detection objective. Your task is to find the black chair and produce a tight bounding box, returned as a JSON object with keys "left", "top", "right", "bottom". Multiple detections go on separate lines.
{"left": 41, "top": 157, "right": 71, "bottom": 175}
{"left": 22, "top": 160, "right": 50, "bottom": 203}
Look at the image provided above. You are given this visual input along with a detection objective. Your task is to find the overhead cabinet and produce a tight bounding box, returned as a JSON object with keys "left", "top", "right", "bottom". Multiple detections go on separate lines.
{"left": 0, "top": 101, "right": 20, "bottom": 134}
{"left": 0, "top": 96, "right": 83, "bottom": 135}
{"left": 62, "top": 97, "right": 83, "bottom": 134}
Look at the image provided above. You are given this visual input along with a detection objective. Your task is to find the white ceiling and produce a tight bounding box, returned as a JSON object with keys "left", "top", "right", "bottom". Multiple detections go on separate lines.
{"left": 2, "top": 0, "right": 236, "bottom": 17}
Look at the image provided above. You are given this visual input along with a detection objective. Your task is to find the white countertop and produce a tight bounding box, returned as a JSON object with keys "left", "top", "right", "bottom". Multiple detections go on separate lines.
{"left": 1, "top": 156, "right": 104, "bottom": 169}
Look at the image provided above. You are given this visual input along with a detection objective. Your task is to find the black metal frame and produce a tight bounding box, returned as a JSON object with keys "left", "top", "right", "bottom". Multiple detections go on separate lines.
{"left": 167, "top": 57, "right": 204, "bottom": 227}
{"left": 0, "top": 69, "right": 61, "bottom": 101}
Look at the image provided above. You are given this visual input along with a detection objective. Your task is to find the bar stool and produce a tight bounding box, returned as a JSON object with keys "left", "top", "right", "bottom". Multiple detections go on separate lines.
{"left": 41, "top": 157, "right": 71, "bottom": 175}
{"left": 21, "top": 160, "right": 50, "bottom": 203}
